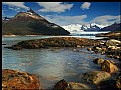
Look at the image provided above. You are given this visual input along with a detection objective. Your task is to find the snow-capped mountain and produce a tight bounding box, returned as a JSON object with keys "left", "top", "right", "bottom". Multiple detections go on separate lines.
{"left": 62, "top": 23, "right": 108, "bottom": 33}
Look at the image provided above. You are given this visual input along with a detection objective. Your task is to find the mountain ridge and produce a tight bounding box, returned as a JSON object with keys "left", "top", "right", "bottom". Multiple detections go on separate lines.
{"left": 2, "top": 9, "right": 70, "bottom": 35}
{"left": 62, "top": 23, "right": 108, "bottom": 33}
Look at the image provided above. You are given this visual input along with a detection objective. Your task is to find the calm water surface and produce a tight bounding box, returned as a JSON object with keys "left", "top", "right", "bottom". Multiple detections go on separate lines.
{"left": 2, "top": 35, "right": 118, "bottom": 89}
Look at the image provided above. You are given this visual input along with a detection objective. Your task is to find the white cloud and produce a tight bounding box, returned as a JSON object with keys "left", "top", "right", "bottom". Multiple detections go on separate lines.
{"left": 43, "top": 15, "right": 87, "bottom": 26}
{"left": 2, "top": 2, "right": 29, "bottom": 10}
{"left": 37, "top": 2, "right": 73, "bottom": 13}
{"left": 42, "top": 14, "right": 120, "bottom": 26}
{"left": 91, "top": 15, "right": 121, "bottom": 25}
{"left": 81, "top": 2, "right": 91, "bottom": 10}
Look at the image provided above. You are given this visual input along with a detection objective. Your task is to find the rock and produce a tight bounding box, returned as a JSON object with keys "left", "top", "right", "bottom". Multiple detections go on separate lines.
{"left": 93, "top": 58, "right": 104, "bottom": 65}
{"left": 105, "top": 39, "right": 121, "bottom": 46}
{"left": 77, "top": 45, "right": 81, "bottom": 48}
{"left": 2, "top": 69, "right": 41, "bottom": 89}
{"left": 54, "top": 80, "right": 97, "bottom": 90}
{"left": 114, "top": 55, "right": 120, "bottom": 59}
{"left": 107, "top": 55, "right": 113, "bottom": 58}
{"left": 68, "top": 82, "right": 97, "bottom": 89}
{"left": 101, "top": 60, "right": 119, "bottom": 73}
{"left": 87, "top": 48, "right": 92, "bottom": 51}
{"left": 8, "top": 37, "right": 100, "bottom": 50}
{"left": 101, "top": 51, "right": 106, "bottom": 55}
{"left": 82, "top": 71, "right": 111, "bottom": 85}
{"left": 116, "top": 76, "right": 121, "bottom": 89}
{"left": 12, "top": 45, "right": 23, "bottom": 50}
{"left": 97, "top": 79, "right": 116, "bottom": 89}
{"left": 95, "top": 47, "right": 102, "bottom": 51}
{"left": 54, "top": 79, "right": 69, "bottom": 90}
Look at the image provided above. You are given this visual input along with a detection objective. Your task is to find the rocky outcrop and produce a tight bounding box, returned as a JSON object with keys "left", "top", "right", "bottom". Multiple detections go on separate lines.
{"left": 2, "top": 69, "right": 41, "bottom": 89}
{"left": 101, "top": 60, "right": 119, "bottom": 73}
{"left": 5, "top": 37, "right": 100, "bottom": 50}
{"left": 91, "top": 39, "right": 121, "bottom": 60}
{"left": 82, "top": 71, "right": 111, "bottom": 85}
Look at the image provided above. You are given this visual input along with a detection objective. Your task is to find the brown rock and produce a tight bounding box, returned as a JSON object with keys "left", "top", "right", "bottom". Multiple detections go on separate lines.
{"left": 10, "top": 37, "right": 100, "bottom": 50}
{"left": 54, "top": 79, "right": 69, "bottom": 90}
{"left": 87, "top": 48, "right": 92, "bottom": 51}
{"left": 93, "top": 58, "right": 104, "bottom": 65}
{"left": 116, "top": 76, "right": 121, "bottom": 89}
{"left": 101, "top": 60, "right": 118, "bottom": 73}
{"left": 2, "top": 69, "right": 41, "bottom": 89}
{"left": 82, "top": 71, "right": 111, "bottom": 85}
{"left": 68, "top": 82, "right": 97, "bottom": 89}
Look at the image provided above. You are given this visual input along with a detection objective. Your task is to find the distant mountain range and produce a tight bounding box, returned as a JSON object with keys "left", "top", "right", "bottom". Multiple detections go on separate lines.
{"left": 2, "top": 9, "right": 70, "bottom": 35}
{"left": 99, "top": 22, "right": 121, "bottom": 31}
{"left": 62, "top": 22, "right": 120, "bottom": 33}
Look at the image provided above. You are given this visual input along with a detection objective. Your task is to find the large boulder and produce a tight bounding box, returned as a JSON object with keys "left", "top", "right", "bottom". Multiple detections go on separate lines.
{"left": 82, "top": 71, "right": 111, "bottom": 85}
{"left": 93, "top": 58, "right": 104, "bottom": 65}
{"left": 2, "top": 69, "right": 41, "bottom": 89}
{"left": 101, "top": 60, "right": 119, "bottom": 73}
{"left": 105, "top": 39, "right": 121, "bottom": 46}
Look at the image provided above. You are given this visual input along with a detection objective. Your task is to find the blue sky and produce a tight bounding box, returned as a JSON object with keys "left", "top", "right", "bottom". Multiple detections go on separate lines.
{"left": 2, "top": 2, "right": 121, "bottom": 26}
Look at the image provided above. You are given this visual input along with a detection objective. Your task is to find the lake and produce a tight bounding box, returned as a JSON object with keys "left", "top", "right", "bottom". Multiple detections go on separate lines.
{"left": 2, "top": 35, "right": 118, "bottom": 89}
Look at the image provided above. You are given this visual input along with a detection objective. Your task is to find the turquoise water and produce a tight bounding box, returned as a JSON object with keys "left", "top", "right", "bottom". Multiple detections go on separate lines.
{"left": 2, "top": 35, "right": 118, "bottom": 89}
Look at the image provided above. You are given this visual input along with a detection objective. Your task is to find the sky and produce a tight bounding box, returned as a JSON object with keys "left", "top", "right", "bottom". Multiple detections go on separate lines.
{"left": 2, "top": 2, "right": 121, "bottom": 26}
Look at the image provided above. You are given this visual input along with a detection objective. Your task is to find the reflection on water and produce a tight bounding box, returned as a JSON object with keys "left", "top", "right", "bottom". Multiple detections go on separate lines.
{"left": 2, "top": 36, "right": 118, "bottom": 89}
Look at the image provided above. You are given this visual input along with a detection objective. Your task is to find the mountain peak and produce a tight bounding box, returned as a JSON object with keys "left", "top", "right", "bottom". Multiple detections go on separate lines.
{"left": 14, "top": 9, "right": 46, "bottom": 20}
{"left": 27, "top": 8, "right": 35, "bottom": 13}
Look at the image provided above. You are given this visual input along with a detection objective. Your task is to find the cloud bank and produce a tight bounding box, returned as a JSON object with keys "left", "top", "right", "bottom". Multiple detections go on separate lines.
{"left": 2, "top": 2, "right": 29, "bottom": 10}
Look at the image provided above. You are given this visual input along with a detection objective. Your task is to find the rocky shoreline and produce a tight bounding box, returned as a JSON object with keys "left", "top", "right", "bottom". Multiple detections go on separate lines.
{"left": 2, "top": 37, "right": 121, "bottom": 89}
{"left": 96, "top": 31, "right": 121, "bottom": 40}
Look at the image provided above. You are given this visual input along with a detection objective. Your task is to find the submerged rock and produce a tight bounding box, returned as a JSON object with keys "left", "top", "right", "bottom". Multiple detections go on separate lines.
{"left": 101, "top": 60, "right": 119, "bottom": 73}
{"left": 2, "top": 69, "right": 41, "bottom": 89}
{"left": 82, "top": 71, "right": 111, "bottom": 85}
